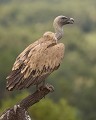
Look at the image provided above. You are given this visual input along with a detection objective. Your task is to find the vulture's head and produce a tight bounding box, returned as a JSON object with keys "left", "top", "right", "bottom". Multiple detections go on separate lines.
{"left": 54, "top": 15, "right": 74, "bottom": 27}
{"left": 53, "top": 15, "right": 74, "bottom": 40}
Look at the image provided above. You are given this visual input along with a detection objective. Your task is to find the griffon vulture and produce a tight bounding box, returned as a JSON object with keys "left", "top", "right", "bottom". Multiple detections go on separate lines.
{"left": 6, "top": 15, "right": 74, "bottom": 91}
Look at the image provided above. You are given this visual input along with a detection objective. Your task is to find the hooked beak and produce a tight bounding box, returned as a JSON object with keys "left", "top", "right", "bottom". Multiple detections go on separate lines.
{"left": 66, "top": 18, "right": 74, "bottom": 24}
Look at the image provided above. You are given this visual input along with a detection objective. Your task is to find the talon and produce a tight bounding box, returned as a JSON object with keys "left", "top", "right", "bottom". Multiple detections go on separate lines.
{"left": 45, "top": 83, "right": 54, "bottom": 92}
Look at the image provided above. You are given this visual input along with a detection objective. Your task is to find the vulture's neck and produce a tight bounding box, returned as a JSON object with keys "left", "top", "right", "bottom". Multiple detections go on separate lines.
{"left": 54, "top": 23, "right": 63, "bottom": 40}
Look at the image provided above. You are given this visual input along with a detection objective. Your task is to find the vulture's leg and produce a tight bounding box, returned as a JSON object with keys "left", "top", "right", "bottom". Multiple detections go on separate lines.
{"left": 42, "top": 80, "right": 45, "bottom": 87}
{"left": 36, "top": 80, "right": 45, "bottom": 91}
{"left": 36, "top": 84, "right": 40, "bottom": 91}
{"left": 42, "top": 80, "right": 46, "bottom": 98}
{"left": 39, "top": 80, "right": 46, "bottom": 91}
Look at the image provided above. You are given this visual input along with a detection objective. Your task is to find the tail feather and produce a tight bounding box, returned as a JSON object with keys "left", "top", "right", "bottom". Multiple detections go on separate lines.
{"left": 6, "top": 69, "right": 24, "bottom": 91}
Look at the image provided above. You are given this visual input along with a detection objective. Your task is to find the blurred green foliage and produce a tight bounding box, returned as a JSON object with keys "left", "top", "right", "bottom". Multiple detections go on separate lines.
{"left": 29, "top": 99, "right": 79, "bottom": 120}
{"left": 0, "top": 0, "right": 96, "bottom": 120}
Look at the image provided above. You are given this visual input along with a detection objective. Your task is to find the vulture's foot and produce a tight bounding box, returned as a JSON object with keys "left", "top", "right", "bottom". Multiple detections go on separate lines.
{"left": 45, "top": 83, "right": 54, "bottom": 92}
{"left": 40, "top": 83, "right": 54, "bottom": 92}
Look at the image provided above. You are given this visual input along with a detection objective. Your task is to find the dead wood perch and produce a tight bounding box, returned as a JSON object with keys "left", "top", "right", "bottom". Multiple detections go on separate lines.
{"left": 0, "top": 84, "right": 54, "bottom": 120}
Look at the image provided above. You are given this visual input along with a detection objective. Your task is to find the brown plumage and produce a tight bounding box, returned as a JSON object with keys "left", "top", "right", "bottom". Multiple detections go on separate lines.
{"left": 6, "top": 15, "right": 74, "bottom": 91}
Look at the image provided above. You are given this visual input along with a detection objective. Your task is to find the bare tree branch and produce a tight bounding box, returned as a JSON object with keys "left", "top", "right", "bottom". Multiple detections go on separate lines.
{"left": 0, "top": 84, "right": 54, "bottom": 120}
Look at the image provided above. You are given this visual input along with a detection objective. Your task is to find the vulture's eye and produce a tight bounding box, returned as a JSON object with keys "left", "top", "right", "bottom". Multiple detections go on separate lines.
{"left": 61, "top": 17, "right": 67, "bottom": 20}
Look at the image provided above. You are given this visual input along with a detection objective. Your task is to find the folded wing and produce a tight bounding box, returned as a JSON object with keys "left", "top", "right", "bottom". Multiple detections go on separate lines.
{"left": 6, "top": 37, "right": 64, "bottom": 91}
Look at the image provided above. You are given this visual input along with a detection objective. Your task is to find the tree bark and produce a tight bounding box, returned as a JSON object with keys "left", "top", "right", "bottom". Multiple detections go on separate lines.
{"left": 0, "top": 84, "right": 54, "bottom": 120}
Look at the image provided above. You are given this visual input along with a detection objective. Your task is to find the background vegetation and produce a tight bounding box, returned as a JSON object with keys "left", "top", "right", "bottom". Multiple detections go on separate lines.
{"left": 0, "top": 0, "right": 96, "bottom": 120}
